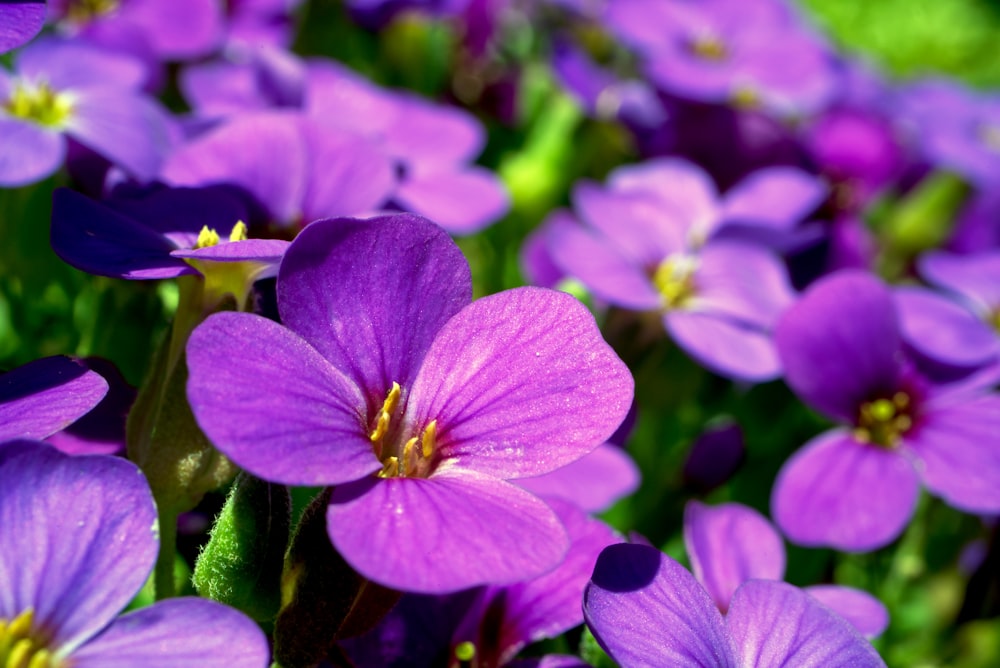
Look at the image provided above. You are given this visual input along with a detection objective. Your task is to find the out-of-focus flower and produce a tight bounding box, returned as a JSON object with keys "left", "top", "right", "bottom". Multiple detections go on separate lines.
{"left": 0, "top": 439, "right": 269, "bottom": 667}
{"left": 0, "top": 37, "right": 170, "bottom": 186}
{"left": 0, "top": 0, "right": 46, "bottom": 53}
{"left": 772, "top": 270, "right": 1000, "bottom": 551}
{"left": 186, "top": 213, "right": 633, "bottom": 593}
{"left": 583, "top": 543, "right": 885, "bottom": 667}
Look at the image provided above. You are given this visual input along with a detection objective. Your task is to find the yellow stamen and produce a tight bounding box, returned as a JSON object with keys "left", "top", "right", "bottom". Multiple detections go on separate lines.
{"left": 369, "top": 382, "right": 401, "bottom": 443}
{"left": 856, "top": 392, "right": 914, "bottom": 448}
{"left": 454, "top": 641, "right": 476, "bottom": 662}
{"left": 194, "top": 226, "right": 221, "bottom": 249}
{"left": 0, "top": 609, "right": 61, "bottom": 668}
{"left": 421, "top": 420, "right": 438, "bottom": 458}
{"left": 653, "top": 255, "right": 698, "bottom": 309}
{"left": 4, "top": 82, "right": 74, "bottom": 127}
{"left": 692, "top": 35, "right": 727, "bottom": 61}
{"left": 228, "top": 220, "right": 249, "bottom": 242}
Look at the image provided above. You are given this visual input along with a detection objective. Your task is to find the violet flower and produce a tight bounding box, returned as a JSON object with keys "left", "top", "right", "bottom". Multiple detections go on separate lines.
{"left": 685, "top": 501, "right": 889, "bottom": 637}
{"left": 0, "top": 36, "right": 170, "bottom": 187}
{"left": 0, "top": 439, "right": 269, "bottom": 667}
{"left": 772, "top": 270, "right": 1000, "bottom": 551}
{"left": 584, "top": 543, "right": 885, "bottom": 667}
{"left": 0, "top": 0, "right": 45, "bottom": 53}
{"left": 186, "top": 213, "right": 633, "bottom": 593}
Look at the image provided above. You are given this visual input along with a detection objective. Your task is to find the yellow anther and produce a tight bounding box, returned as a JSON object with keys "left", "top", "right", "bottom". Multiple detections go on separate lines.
{"left": 421, "top": 420, "right": 438, "bottom": 458}
{"left": 868, "top": 398, "right": 896, "bottom": 423}
{"left": 4, "top": 82, "right": 74, "bottom": 127}
{"left": 380, "top": 456, "right": 399, "bottom": 478}
{"left": 731, "top": 86, "right": 760, "bottom": 110}
{"left": 228, "top": 220, "right": 249, "bottom": 242}
{"left": 454, "top": 641, "right": 476, "bottom": 662}
{"left": 892, "top": 392, "right": 910, "bottom": 409}
{"left": 0, "top": 609, "right": 60, "bottom": 668}
{"left": 653, "top": 255, "right": 698, "bottom": 309}
{"left": 9, "top": 639, "right": 33, "bottom": 667}
{"left": 194, "top": 225, "right": 221, "bottom": 249}
{"left": 370, "top": 382, "right": 401, "bottom": 443}
{"left": 692, "top": 35, "right": 727, "bottom": 61}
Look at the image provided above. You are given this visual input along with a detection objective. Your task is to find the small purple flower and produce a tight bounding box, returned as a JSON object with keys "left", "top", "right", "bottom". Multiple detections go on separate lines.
{"left": 0, "top": 0, "right": 46, "bottom": 54}
{"left": 584, "top": 543, "right": 885, "bottom": 667}
{"left": 772, "top": 270, "right": 1000, "bottom": 551}
{"left": 0, "top": 439, "right": 269, "bottom": 666}
{"left": 0, "top": 36, "right": 170, "bottom": 187}
{"left": 186, "top": 213, "right": 633, "bottom": 593}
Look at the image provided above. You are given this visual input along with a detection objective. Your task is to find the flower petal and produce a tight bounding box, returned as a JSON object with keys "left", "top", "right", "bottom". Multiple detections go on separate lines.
{"left": 186, "top": 312, "right": 381, "bottom": 486}
{"left": 719, "top": 167, "right": 827, "bottom": 230}
{"left": 583, "top": 543, "right": 736, "bottom": 668}
{"left": 393, "top": 167, "right": 510, "bottom": 236}
{"left": 0, "top": 1, "right": 45, "bottom": 54}
{"left": 666, "top": 311, "right": 781, "bottom": 382}
{"left": 326, "top": 470, "right": 569, "bottom": 593}
{"left": 516, "top": 443, "right": 641, "bottom": 513}
{"left": 0, "top": 441, "right": 156, "bottom": 652}
{"left": 409, "top": 287, "right": 633, "bottom": 478}
{"left": 772, "top": 430, "right": 919, "bottom": 551}
{"left": 0, "top": 117, "right": 65, "bottom": 187}
{"left": 804, "top": 585, "right": 889, "bottom": 638}
{"left": 894, "top": 287, "right": 998, "bottom": 370}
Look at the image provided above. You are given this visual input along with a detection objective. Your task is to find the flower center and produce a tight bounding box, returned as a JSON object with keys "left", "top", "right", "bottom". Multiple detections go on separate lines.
{"left": 66, "top": 0, "right": 120, "bottom": 23}
{"left": 854, "top": 392, "right": 913, "bottom": 448}
{"left": 369, "top": 382, "right": 439, "bottom": 479}
{"left": 690, "top": 34, "right": 728, "bottom": 61}
{"left": 653, "top": 254, "right": 698, "bottom": 309}
{"left": 978, "top": 122, "right": 1000, "bottom": 154}
{"left": 0, "top": 609, "right": 63, "bottom": 668}
{"left": 194, "top": 221, "right": 248, "bottom": 249}
{"left": 4, "top": 82, "right": 74, "bottom": 128}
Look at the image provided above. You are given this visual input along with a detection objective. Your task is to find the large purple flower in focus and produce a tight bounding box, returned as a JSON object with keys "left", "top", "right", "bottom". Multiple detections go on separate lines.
{"left": 584, "top": 543, "right": 885, "bottom": 667}
{"left": 0, "top": 356, "right": 107, "bottom": 442}
{"left": 0, "top": 37, "right": 170, "bottom": 187}
{"left": 772, "top": 271, "right": 1000, "bottom": 551}
{"left": 0, "top": 440, "right": 269, "bottom": 666}
{"left": 186, "top": 213, "right": 633, "bottom": 593}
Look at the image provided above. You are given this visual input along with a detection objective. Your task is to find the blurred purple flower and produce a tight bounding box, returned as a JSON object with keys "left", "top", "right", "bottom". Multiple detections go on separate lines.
{"left": 772, "top": 270, "right": 1000, "bottom": 551}
{"left": 0, "top": 439, "right": 269, "bottom": 666}
{"left": 516, "top": 443, "right": 640, "bottom": 513}
{"left": 584, "top": 543, "right": 885, "bottom": 667}
{"left": 0, "top": 0, "right": 46, "bottom": 53}
{"left": 186, "top": 213, "right": 633, "bottom": 593}
{"left": 0, "top": 37, "right": 170, "bottom": 186}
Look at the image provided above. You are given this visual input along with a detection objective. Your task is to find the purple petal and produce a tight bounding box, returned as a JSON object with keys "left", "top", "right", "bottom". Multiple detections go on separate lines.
{"left": 277, "top": 214, "right": 470, "bottom": 405}
{"left": 775, "top": 271, "right": 903, "bottom": 422}
{"left": 393, "top": 167, "right": 510, "bottom": 235}
{"left": 727, "top": 580, "right": 885, "bottom": 667}
{"left": 45, "top": 357, "right": 133, "bottom": 457}
{"left": 0, "top": 117, "right": 66, "bottom": 187}
{"left": 382, "top": 94, "right": 484, "bottom": 166}
{"left": 804, "top": 585, "right": 889, "bottom": 638}
{"left": 186, "top": 312, "right": 381, "bottom": 486}
{"left": 327, "top": 470, "right": 569, "bottom": 593}
{"left": 894, "top": 286, "right": 998, "bottom": 369}
{"left": 684, "top": 501, "right": 785, "bottom": 613}
{"left": 0, "top": 441, "right": 156, "bottom": 652}
{"left": 694, "top": 240, "right": 795, "bottom": 327}
{"left": 772, "top": 430, "right": 920, "bottom": 551}
{"left": 719, "top": 167, "right": 827, "bottom": 230}
{"left": 666, "top": 311, "right": 781, "bottom": 382}
{"left": 304, "top": 60, "right": 397, "bottom": 138}
{"left": 113, "top": 0, "right": 224, "bottom": 59}
{"left": 919, "top": 251, "right": 1000, "bottom": 315}
{"left": 0, "top": 1, "right": 45, "bottom": 54}
{"left": 17, "top": 37, "right": 148, "bottom": 90}
{"left": 409, "top": 287, "right": 633, "bottom": 479}
{"left": 0, "top": 356, "right": 109, "bottom": 441}
{"left": 584, "top": 543, "right": 736, "bottom": 668}
{"left": 904, "top": 395, "right": 1000, "bottom": 513}
{"left": 70, "top": 598, "right": 268, "bottom": 667}
{"left": 170, "top": 238, "right": 289, "bottom": 265}
{"left": 516, "top": 443, "right": 641, "bottom": 513}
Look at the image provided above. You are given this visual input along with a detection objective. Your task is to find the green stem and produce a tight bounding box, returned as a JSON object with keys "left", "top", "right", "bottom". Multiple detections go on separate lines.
{"left": 154, "top": 505, "right": 179, "bottom": 600}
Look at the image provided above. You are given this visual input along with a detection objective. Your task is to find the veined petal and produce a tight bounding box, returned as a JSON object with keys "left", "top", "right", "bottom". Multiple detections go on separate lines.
{"left": 727, "top": 580, "right": 885, "bottom": 667}
{"left": 409, "top": 287, "right": 633, "bottom": 479}
{"left": 772, "top": 430, "right": 919, "bottom": 552}
{"left": 0, "top": 441, "right": 156, "bottom": 653}
{"left": 584, "top": 543, "right": 736, "bottom": 668}
{"left": 326, "top": 470, "right": 569, "bottom": 593}
{"left": 804, "top": 585, "right": 889, "bottom": 638}
{"left": 69, "top": 598, "right": 267, "bottom": 667}
{"left": 0, "top": 2, "right": 45, "bottom": 54}
{"left": 277, "top": 214, "right": 471, "bottom": 407}
{"left": 684, "top": 501, "right": 785, "bottom": 613}
{"left": 186, "top": 312, "right": 381, "bottom": 486}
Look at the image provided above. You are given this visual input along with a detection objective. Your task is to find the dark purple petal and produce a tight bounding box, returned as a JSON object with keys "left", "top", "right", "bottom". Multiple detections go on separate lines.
{"left": 804, "top": 585, "right": 889, "bottom": 638}
{"left": 772, "top": 430, "right": 920, "bottom": 551}
{"left": 70, "top": 598, "right": 268, "bottom": 667}
{"left": 775, "top": 271, "right": 903, "bottom": 422}
{"left": 0, "top": 356, "right": 109, "bottom": 441}
{"left": 516, "top": 443, "right": 640, "bottom": 513}
{"left": 684, "top": 501, "right": 785, "bottom": 613}
{"left": 719, "top": 167, "right": 826, "bottom": 230}
{"left": 393, "top": 167, "right": 510, "bottom": 235}
{"left": 905, "top": 395, "right": 1000, "bottom": 513}
{"left": 186, "top": 312, "right": 381, "bottom": 486}
{"left": 327, "top": 470, "right": 569, "bottom": 593}
{"left": 0, "top": 441, "right": 156, "bottom": 651}
{"left": 584, "top": 543, "right": 736, "bottom": 668}
{"left": 277, "top": 214, "right": 470, "bottom": 406}
{"left": 683, "top": 422, "right": 745, "bottom": 492}
{"left": 894, "top": 287, "right": 998, "bottom": 369}
{"left": 0, "top": 117, "right": 66, "bottom": 187}
{"left": 0, "top": 1, "right": 45, "bottom": 54}
{"left": 666, "top": 311, "right": 781, "bottom": 382}
{"left": 727, "top": 580, "right": 885, "bottom": 667}
{"left": 409, "top": 287, "right": 633, "bottom": 478}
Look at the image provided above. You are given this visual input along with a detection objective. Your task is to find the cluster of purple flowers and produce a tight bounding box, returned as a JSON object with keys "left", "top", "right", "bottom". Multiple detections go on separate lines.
{"left": 4, "top": 0, "right": 1000, "bottom": 665}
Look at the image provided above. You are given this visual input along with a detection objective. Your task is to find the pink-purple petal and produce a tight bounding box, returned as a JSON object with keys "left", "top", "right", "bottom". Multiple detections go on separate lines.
{"left": 666, "top": 311, "right": 781, "bottom": 382}
{"left": 0, "top": 117, "right": 66, "bottom": 187}
{"left": 772, "top": 430, "right": 920, "bottom": 551}
{"left": 326, "top": 470, "right": 569, "bottom": 593}
{"left": 69, "top": 598, "right": 268, "bottom": 667}
{"left": 516, "top": 443, "right": 641, "bottom": 513}
{"left": 694, "top": 240, "right": 795, "bottom": 327}
{"left": 804, "top": 585, "right": 889, "bottom": 638}
{"left": 393, "top": 167, "right": 510, "bottom": 235}
{"left": 719, "top": 167, "right": 827, "bottom": 230}
{"left": 894, "top": 286, "right": 998, "bottom": 369}
{"left": 186, "top": 312, "right": 381, "bottom": 486}
{"left": 409, "top": 287, "right": 633, "bottom": 479}
{"left": 919, "top": 251, "right": 1000, "bottom": 314}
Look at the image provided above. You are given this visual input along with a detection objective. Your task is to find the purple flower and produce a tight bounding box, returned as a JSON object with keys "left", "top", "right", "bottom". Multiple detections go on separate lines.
{"left": 584, "top": 543, "right": 885, "bottom": 667}
{"left": 772, "top": 270, "right": 1000, "bottom": 551}
{"left": 0, "top": 439, "right": 269, "bottom": 666}
{"left": 0, "top": 37, "right": 170, "bottom": 187}
{"left": 0, "top": 356, "right": 108, "bottom": 442}
{"left": 685, "top": 501, "right": 888, "bottom": 637}
{"left": 0, "top": 0, "right": 46, "bottom": 53}
{"left": 186, "top": 213, "right": 633, "bottom": 593}
{"left": 46, "top": 357, "right": 135, "bottom": 456}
